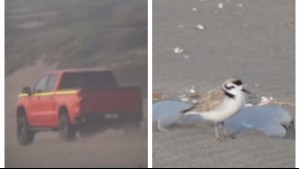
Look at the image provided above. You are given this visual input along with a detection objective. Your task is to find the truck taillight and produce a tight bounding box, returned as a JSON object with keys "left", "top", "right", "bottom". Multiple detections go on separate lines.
{"left": 76, "top": 90, "right": 82, "bottom": 102}
{"left": 75, "top": 90, "right": 82, "bottom": 113}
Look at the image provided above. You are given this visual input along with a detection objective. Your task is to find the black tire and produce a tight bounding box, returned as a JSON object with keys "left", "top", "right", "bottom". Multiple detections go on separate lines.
{"left": 59, "top": 114, "right": 76, "bottom": 141}
{"left": 17, "top": 115, "right": 35, "bottom": 146}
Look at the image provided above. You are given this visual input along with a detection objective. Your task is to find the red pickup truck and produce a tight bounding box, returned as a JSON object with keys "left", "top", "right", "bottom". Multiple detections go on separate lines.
{"left": 16, "top": 69, "right": 143, "bottom": 145}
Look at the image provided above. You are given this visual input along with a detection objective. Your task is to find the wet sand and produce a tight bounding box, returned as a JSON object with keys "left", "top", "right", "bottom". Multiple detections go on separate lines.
{"left": 153, "top": 0, "right": 295, "bottom": 167}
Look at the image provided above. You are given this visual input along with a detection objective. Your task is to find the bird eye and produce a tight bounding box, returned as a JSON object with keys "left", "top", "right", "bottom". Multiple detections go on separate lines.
{"left": 233, "top": 80, "right": 243, "bottom": 86}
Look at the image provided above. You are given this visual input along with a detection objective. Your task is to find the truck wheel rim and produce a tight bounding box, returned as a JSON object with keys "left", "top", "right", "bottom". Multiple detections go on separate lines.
{"left": 18, "top": 121, "right": 26, "bottom": 140}
{"left": 60, "top": 121, "right": 67, "bottom": 136}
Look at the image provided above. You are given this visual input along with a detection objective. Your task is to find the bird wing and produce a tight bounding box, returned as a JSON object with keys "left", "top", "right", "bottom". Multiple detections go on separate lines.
{"left": 182, "top": 86, "right": 225, "bottom": 113}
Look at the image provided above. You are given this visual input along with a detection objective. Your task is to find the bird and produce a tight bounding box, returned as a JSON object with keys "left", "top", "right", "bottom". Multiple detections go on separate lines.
{"left": 181, "top": 77, "right": 253, "bottom": 141}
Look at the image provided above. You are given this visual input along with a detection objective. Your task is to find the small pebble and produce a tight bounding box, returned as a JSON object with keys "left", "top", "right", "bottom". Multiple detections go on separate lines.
{"left": 196, "top": 24, "right": 205, "bottom": 30}
{"left": 254, "top": 83, "right": 260, "bottom": 87}
{"left": 173, "top": 47, "right": 184, "bottom": 54}
{"left": 218, "top": 3, "right": 223, "bottom": 9}
{"left": 183, "top": 55, "right": 190, "bottom": 59}
{"left": 237, "top": 3, "right": 243, "bottom": 8}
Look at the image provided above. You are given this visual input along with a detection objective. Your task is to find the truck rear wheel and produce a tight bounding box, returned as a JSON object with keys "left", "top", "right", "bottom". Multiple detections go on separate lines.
{"left": 17, "top": 115, "right": 35, "bottom": 146}
{"left": 59, "top": 114, "right": 76, "bottom": 141}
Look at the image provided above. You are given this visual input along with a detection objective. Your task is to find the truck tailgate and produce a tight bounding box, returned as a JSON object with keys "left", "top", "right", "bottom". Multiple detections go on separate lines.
{"left": 79, "top": 87, "right": 142, "bottom": 114}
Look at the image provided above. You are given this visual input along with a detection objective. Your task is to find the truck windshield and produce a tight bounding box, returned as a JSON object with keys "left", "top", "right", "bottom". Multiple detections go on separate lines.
{"left": 58, "top": 71, "right": 118, "bottom": 89}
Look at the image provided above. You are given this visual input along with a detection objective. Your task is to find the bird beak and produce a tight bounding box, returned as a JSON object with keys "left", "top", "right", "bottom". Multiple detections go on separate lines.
{"left": 242, "top": 88, "right": 253, "bottom": 95}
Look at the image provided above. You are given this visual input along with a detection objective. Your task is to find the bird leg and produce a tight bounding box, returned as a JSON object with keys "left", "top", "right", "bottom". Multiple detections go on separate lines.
{"left": 214, "top": 122, "right": 222, "bottom": 141}
{"left": 221, "top": 122, "right": 236, "bottom": 140}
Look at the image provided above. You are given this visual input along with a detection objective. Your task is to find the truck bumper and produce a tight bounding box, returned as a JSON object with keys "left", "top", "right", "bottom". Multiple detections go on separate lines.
{"left": 74, "top": 113, "right": 142, "bottom": 126}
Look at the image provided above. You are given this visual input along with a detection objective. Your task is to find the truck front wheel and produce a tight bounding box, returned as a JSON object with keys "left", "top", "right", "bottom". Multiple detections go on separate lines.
{"left": 59, "top": 114, "right": 76, "bottom": 141}
{"left": 17, "top": 115, "right": 35, "bottom": 146}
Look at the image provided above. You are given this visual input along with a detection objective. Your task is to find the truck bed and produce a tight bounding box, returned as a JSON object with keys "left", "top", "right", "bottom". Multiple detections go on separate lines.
{"left": 78, "top": 87, "right": 142, "bottom": 116}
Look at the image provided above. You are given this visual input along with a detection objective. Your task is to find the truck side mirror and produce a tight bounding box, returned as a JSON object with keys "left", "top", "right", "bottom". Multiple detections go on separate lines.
{"left": 22, "top": 86, "right": 32, "bottom": 96}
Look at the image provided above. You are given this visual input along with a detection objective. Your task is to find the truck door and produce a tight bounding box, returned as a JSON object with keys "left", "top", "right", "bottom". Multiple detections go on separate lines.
{"left": 29, "top": 75, "right": 50, "bottom": 126}
{"left": 30, "top": 74, "right": 58, "bottom": 127}
{"left": 42, "top": 74, "right": 58, "bottom": 127}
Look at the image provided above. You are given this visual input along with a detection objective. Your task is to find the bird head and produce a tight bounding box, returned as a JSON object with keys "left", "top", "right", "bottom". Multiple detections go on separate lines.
{"left": 222, "top": 77, "right": 252, "bottom": 96}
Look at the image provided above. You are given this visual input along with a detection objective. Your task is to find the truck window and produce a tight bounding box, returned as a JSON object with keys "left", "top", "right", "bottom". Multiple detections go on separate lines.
{"left": 34, "top": 75, "right": 49, "bottom": 93}
{"left": 58, "top": 71, "right": 118, "bottom": 90}
{"left": 45, "top": 74, "right": 58, "bottom": 92}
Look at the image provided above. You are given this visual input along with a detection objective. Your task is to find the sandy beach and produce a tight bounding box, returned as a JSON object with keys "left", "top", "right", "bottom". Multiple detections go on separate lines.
{"left": 153, "top": 0, "right": 295, "bottom": 167}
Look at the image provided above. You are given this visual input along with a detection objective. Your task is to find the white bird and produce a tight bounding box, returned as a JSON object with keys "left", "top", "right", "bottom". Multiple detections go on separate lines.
{"left": 181, "top": 77, "right": 252, "bottom": 140}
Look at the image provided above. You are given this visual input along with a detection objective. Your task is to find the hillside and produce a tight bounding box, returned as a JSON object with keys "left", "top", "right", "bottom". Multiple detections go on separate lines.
{"left": 5, "top": 0, "right": 147, "bottom": 76}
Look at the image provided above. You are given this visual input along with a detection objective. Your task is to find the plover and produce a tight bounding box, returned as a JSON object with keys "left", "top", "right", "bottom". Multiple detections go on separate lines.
{"left": 181, "top": 77, "right": 252, "bottom": 140}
